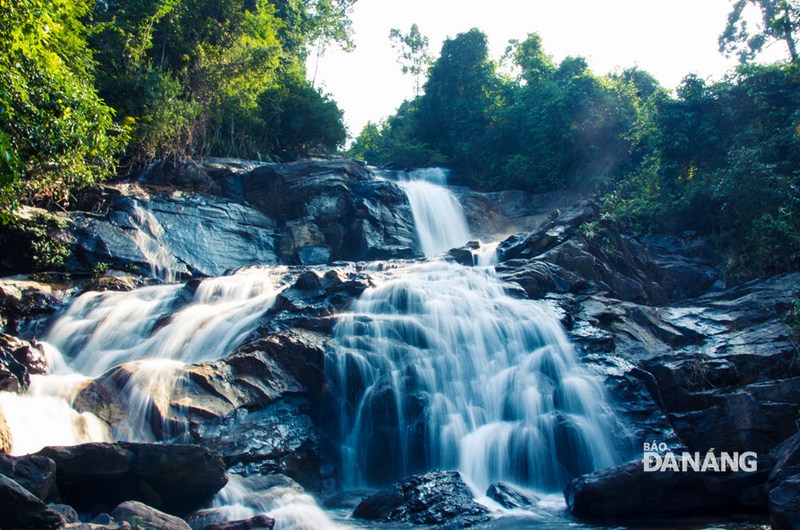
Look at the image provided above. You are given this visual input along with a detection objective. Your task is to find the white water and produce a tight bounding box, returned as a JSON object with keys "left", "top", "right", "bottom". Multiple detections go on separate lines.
{"left": 397, "top": 168, "right": 471, "bottom": 257}
{"left": 2, "top": 266, "right": 286, "bottom": 453}
{"left": 329, "top": 172, "right": 621, "bottom": 493}
{"left": 130, "top": 200, "right": 181, "bottom": 282}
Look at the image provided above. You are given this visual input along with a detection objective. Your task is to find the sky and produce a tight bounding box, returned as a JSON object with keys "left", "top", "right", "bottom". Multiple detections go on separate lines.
{"left": 310, "top": 0, "right": 790, "bottom": 141}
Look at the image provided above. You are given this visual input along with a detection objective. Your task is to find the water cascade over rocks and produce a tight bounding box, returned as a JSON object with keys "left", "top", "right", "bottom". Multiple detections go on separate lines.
{"left": 328, "top": 169, "right": 622, "bottom": 492}
{"left": 0, "top": 162, "right": 635, "bottom": 529}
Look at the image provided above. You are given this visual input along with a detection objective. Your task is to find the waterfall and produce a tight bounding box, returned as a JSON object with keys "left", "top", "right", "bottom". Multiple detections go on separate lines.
{"left": 130, "top": 200, "right": 182, "bottom": 282}
{"left": 1, "top": 266, "right": 286, "bottom": 453}
{"left": 397, "top": 168, "right": 471, "bottom": 257}
{"left": 328, "top": 170, "right": 621, "bottom": 493}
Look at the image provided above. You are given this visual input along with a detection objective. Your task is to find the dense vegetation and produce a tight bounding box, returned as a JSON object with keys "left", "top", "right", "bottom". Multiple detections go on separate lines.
{"left": 0, "top": 0, "right": 353, "bottom": 217}
{"left": 351, "top": 1, "right": 800, "bottom": 276}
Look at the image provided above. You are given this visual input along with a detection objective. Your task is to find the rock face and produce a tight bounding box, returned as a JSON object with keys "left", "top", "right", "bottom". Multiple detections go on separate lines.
{"left": 0, "top": 333, "right": 48, "bottom": 392}
{"left": 67, "top": 159, "right": 420, "bottom": 277}
{"left": 353, "top": 470, "right": 489, "bottom": 525}
{"left": 0, "top": 453, "right": 58, "bottom": 501}
{"left": 768, "top": 433, "right": 800, "bottom": 530}
{"left": 36, "top": 442, "right": 227, "bottom": 513}
{"left": 564, "top": 459, "right": 769, "bottom": 522}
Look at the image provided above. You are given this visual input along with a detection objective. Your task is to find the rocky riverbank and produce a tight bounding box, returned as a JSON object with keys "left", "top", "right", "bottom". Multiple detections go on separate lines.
{"left": 1, "top": 158, "right": 798, "bottom": 529}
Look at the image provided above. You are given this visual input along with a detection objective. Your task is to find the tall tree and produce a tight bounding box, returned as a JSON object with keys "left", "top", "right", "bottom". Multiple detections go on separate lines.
{"left": 0, "top": 0, "right": 126, "bottom": 217}
{"left": 389, "top": 23, "right": 432, "bottom": 96}
{"left": 719, "top": 0, "right": 799, "bottom": 63}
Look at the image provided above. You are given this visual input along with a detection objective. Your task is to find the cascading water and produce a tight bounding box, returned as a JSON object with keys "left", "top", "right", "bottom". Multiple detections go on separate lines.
{"left": 329, "top": 170, "right": 622, "bottom": 494}
{"left": 0, "top": 266, "right": 286, "bottom": 452}
{"left": 397, "top": 168, "right": 471, "bottom": 256}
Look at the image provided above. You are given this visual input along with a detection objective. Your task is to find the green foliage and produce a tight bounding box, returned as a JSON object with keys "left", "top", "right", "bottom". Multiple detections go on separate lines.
{"left": 0, "top": 0, "right": 128, "bottom": 217}
{"left": 0, "top": 209, "right": 70, "bottom": 274}
{"left": 720, "top": 0, "right": 799, "bottom": 64}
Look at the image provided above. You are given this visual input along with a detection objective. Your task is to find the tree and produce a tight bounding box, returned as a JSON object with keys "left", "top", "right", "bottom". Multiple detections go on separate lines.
{"left": 0, "top": 0, "right": 127, "bottom": 217}
{"left": 389, "top": 23, "right": 432, "bottom": 96}
{"left": 719, "top": 0, "right": 799, "bottom": 64}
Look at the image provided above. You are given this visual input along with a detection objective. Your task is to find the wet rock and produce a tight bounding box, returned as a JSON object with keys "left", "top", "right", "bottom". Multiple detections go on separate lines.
{"left": 192, "top": 398, "right": 323, "bottom": 492}
{"left": 768, "top": 432, "right": 800, "bottom": 530}
{"left": 0, "top": 333, "right": 48, "bottom": 392}
{"left": 201, "top": 514, "right": 275, "bottom": 530}
{"left": 353, "top": 470, "right": 490, "bottom": 525}
{"left": 565, "top": 459, "right": 769, "bottom": 522}
{"left": 0, "top": 277, "right": 65, "bottom": 335}
{"left": 36, "top": 442, "right": 227, "bottom": 513}
{"left": 0, "top": 473, "right": 65, "bottom": 530}
{"left": 70, "top": 193, "right": 279, "bottom": 278}
{"left": 230, "top": 159, "right": 419, "bottom": 263}
{"left": 0, "top": 453, "right": 58, "bottom": 501}
{"left": 486, "top": 482, "right": 537, "bottom": 509}
{"left": 111, "top": 500, "right": 192, "bottom": 530}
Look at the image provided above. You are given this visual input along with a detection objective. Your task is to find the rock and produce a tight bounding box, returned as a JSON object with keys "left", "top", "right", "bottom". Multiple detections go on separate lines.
{"left": 36, "top": 442, "right": 227, "bottom": 513}
{"left": 192, "top": 398, "right": 323, "bottom": 492}
{"left": 486, "top": 482, "right": 537, "bottom": 509}
{"left": 74, "top": 347, "right": 303, "bottom": 440}
{"left": 770, "top": 477, "right": 800, "bottom": 530}
{"left": 70, "top": 193, "right": 279, "bottom": 278}
{"left": 353, "top": 470, "right": 490, "bottom": 525}
{"left": 767, "top": 432, "right": 800, "bottom": 530}
{"left": 0, "top": 333, "right": 48, "bottom": 392}
{"left": 201, "top": 514, "right": 275, "bottom": 530}
{"left": 229, "top": 159, "right": 419, "bottom": 263}
{"left": 564, "top": 459, "right": 768, "bottom": 522}
{"left": 0, "top": 453, "right": 58, "bottom": 501}
{"left": 0, "top": 277, "right": 65, "bottom": 335}
{"left": 0, "top": 473, "right": 65, "bottom": 530}
{"left": 111, "top": 500, "right": 192, "bottom": 530}
{"left": 50, "top": 503, "right": 80, "bottom": 524}
{"left": 0, "top": 402, "right": 11, "bottom": 454}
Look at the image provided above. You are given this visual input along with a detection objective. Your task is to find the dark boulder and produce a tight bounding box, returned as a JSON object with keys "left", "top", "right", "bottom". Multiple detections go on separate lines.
{"left": 36, "top": 442, "right": 227, "bottom": 513}
{"left": 228, "top": 159, "right": 419, "bottom": 263}
{"left": 0, "top": 473, "right": 65, "bottom": 530}
{"left": 0, "top": 453, "right": 58, "bottom": 501}
{"left": 0, "top": 333, "right": 48, "bottom": 392}
{"left": 111, "top": 500, "right": 192, "bottom": 530}
{"left": 0, "top": 277, "right": 65, "bottom": 336}
{"left": 768, "top": 432, "right": 800, "bottom": 530}
{"left": 565, "top": 458, "right": 768, "bottom": 523}
{"left": 353, "top": 470, "right": 489, "bottom": 525}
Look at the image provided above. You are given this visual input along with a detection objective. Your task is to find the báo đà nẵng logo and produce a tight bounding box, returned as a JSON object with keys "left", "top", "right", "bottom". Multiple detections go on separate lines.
{"left": 643, "top": 442, "right": 758, "bottom": 473}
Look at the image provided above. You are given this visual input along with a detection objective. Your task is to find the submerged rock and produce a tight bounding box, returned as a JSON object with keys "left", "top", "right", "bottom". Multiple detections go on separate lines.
{"left": 201, "top": 514, "right": 275, "bottom": 530}
{"left": 36, "top": 442, "right": 227, "bottom": 513}
{"left": 353, "top": 470, "right": 489, "bottom": 525}
{"left": 486, "top": 482, "right": 537, "bottom": 510}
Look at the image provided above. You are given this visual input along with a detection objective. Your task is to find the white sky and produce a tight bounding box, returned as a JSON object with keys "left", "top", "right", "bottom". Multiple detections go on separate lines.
{"left": 310, "top": 0, "right": 790, "bottom": 139}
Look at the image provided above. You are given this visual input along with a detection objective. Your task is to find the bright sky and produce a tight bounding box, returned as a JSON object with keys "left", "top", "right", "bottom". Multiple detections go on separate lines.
{"left": 310, "top": 0, "right": 789, "bottom": 139}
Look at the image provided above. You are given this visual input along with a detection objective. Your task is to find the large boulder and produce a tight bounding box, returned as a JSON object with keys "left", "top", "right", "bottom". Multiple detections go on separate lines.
{"left": 36, "top": 442, "right": 227, "bottom": 513}
{"left": 0, "top": 473, "right": 65, "bottom": 530}
{"left": 565, "top": 459, "right": 768, "bottom": 522}
{"left": 0, "top": 453, "right": 58, "bottom": 501}
{"left": 70, "top": 192, "right": 280, "bottom": 279}
{"left": 223, "top": 159, "right": 419, "bottom": 263}
{"left": 352, "top": 470, "right": 489, "bottom": 526}
{"left": 0, "top": 403, "right": 11, "bottom": 454}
